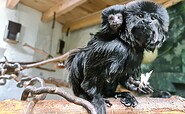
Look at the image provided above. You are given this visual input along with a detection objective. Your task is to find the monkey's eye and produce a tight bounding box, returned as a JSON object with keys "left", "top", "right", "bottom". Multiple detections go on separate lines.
{"left": 118, "top": 16, "right": 122, "bottom": 19}
{"left": 151, "top": 15, "right": 157, "bottom": 20}
{"left": 138, "top": 14, "right": 144, "bottom": 18}
{"left": 151, "top": 13, "right": 158, "bottom": 20}
{"left": 108, "top": 15, "right": 115, "bottom": 20}
{"left": 116, "top": 13, "right": 122, "bottom": 19}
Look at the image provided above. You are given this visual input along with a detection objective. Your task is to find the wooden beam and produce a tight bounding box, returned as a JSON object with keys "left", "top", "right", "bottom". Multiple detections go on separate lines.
{"left": 0, "top": 96, "right": 184, "bottom": 113}
{"left": 163, "top": 0, "right": 182, "bottom": 8}
{"left": 62, "top": 0, "right": 182, "bottom": 32}
{"left": 62, "top": 11, "right": 102, "bottom": 32}
{"left": 42, "top": 0, "right": 87, "bottom": 22}
{"left": 6, "top": 0, "right": 20, "bottom": 9}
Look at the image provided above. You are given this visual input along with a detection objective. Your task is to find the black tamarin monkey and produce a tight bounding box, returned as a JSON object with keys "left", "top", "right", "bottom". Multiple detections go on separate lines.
{"left": 66, "top": 1, "right": 169, "bottom": 114}
{"left": 67, "top": 5, "right": 127, "bottom": 114}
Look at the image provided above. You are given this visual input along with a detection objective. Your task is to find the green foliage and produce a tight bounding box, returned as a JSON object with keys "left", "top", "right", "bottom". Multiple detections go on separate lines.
{"left": 142, "top": 1, "right": 185, "bottom": 97}
{"left": 144, "top": 1, "right": 185, "bottom": 73}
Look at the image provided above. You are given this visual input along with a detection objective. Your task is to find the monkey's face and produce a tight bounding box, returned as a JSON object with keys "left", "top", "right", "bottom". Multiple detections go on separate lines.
{"left": 101, "top": 5, "right": 125, "bottom": 34}
{"left": 127, "top": 11, "right": 160, "bottom": 49}
{"left": 125, "top": 1, "right": 169, "bottom": 51}
{"left": 108, "top": 13, "right": 123, "bottom": 32}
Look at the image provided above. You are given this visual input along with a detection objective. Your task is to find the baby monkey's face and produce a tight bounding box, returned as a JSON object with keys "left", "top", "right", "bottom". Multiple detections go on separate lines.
{"left": 108, "top": 13, "right": 123, "bottom": 32}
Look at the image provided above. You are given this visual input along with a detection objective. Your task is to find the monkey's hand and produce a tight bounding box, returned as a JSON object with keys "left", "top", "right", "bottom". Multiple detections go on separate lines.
{"left": 138, "top": 71, "right": 154, "bottom": 94}
{"left": 124, "top": 76, "right": 153, "bottom": 94}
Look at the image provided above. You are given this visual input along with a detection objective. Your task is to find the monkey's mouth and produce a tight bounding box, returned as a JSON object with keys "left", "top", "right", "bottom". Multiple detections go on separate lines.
{"left": 131, "top": 25, "right": 155, "bottom": 47}
{"left": 131, "top": 24, "right": 159, "bottom": 51}
{"left": 110, "top": 23, "right": 121, "bottom": 30}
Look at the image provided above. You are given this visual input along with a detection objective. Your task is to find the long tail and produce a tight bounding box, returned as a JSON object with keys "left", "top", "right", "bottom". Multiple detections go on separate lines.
{"left": 66, "top": 50, "right": 108, "bottom": 114}
{"left": 91, "top": 94, "right": 107, "bottom": 114}
{"left": 66, "top": 50, "right": 87, "bottom": 97}
{"left": 66, "top": 50, "right": 85, "bottom": 81}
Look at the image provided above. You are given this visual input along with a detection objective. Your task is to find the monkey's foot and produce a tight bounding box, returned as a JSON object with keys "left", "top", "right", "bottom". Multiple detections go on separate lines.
{"left": 151, "top": 90, "right": 171, "bottom": 98}
{"left": 116, "top": 92, "right": 138, "bottom": 107}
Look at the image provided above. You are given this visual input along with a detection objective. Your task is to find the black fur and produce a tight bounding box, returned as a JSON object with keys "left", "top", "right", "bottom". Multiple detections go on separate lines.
{"left": 66, "top": 1, "right": 169, "bottom": 114}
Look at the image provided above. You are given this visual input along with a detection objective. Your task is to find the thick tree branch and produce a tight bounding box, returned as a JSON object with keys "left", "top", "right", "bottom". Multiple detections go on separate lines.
{"left": 20, "top": 77, "right": 47, "bottom": 114}
{"left": 0, "top": 96, "right": 184, "bottom": 113}
{"left": 22, "top": 86, "right": 96, "bottom": 114}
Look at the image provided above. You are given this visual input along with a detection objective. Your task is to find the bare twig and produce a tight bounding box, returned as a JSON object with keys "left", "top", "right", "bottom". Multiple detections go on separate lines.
{"left": 0, "top": 62, "right": 22, "bottom": 85}
{"left": 0, "top": 61, "right": 56, "bottom": 72}
{"left": 0, "top": 75, "right": 15, "bottom": 80}
{"left": 0, "top": 62, "right": 22, "bottom": 75}
{"left": 35, "top": 67, "right": 56, "bottom": 72}
{"left": 42, "top": 77, "right": 70, "bottom": 87}
{"left": 0, "top": 60, "right": 44, "bottom": 65}
{"left": 20, "top": 77, "right": 47, "bottom": 114}
{"left": 0, "top": 49, "right": 79, "bottom": 72}
{"left": 0, "top": 75, "right": 17, "bottom": 85}
{"left": 22, "top": 49, "right": 79, "bottom": 69}
{"left": 22, "top": 86, "right": 96, "bottom": 114}
{"left": 23, "top": 43, "right": 53, "bottom": 58}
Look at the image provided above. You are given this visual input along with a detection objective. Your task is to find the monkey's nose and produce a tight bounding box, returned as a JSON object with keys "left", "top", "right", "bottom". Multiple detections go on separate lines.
{"left": 141, "top": 20, "right": 152, "bottom": 24}
{"left": 112, "top": 21, "right": 117, "bottom": 24}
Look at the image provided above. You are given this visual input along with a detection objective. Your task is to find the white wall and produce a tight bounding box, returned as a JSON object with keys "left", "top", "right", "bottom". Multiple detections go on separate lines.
{"left": 0, "top": 0, "right": 101, "bottom": 101}
{"left": 64, "top": 25, "right": 100, "bottom": 51}
{"left": 0, "top": 1, "right": 39, "bottom": 62}
{"left": 0, "top": 0, "right": 65, "bottom": 100}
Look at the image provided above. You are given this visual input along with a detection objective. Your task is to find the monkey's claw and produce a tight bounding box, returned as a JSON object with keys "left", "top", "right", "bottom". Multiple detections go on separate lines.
{"left": 137, "top": 84, "right": 154, "bottom": 94}
{"left": 120, "top": 93, "right": 138, "bottom": 107}
{"left": 115, "top": 92, "right": 138, "bottom": 107}
{"left": 104, "top": 99, "right": 112, "bottom": 107}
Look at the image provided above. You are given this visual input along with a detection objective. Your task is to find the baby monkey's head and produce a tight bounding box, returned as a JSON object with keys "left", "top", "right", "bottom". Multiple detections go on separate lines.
{"left": 101, "top": 5, "right": 125, "bottom": 34}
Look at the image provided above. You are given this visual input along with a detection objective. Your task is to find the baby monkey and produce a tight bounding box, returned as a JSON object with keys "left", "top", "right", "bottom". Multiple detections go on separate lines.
{"left": 88, "top": 5, "right": 125, "bottom": 45}
{"left": 101, "top": 5, "right": 125, "bottom": 34}
{"left": 106, "top": 11, "right": 123, "bottom": 33}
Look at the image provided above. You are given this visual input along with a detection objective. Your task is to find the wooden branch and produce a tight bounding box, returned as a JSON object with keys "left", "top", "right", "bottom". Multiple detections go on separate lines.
{"left": 0, "top": 61, "right": 55, "bottom": 72}
{"left": 21, "top": 77, "right": 47, "bottom": 114}
{"left": 23, "top": 43, "right": 52, "bottom": 58}
{"left": 22, "top": 49, "right": 79, "bottom": 69}
{"left": 0, "top": 60, "right": 44, "bottom": 65}
{"left": 6, "top": 0, "right": 20, "bottom": 9}
{"left": 42, "top": 0, "right": 87, "bottom": 22}
{"left": 0, "top": 75, "right": 17, "bottom": 85}
{"left": 0, "top": 96, "right": 184, "bottom": 113}
{"left": 62, "top": 0, "right": 182, "bottom": 32}
{"left": 35, "top": 67, "right": 56, "bottom": 72}
{"left": 42, "top": 77, "right": 70, "bottom": 87}
{"left": 21, "top": 86, "right": 96, "bottom": 114}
